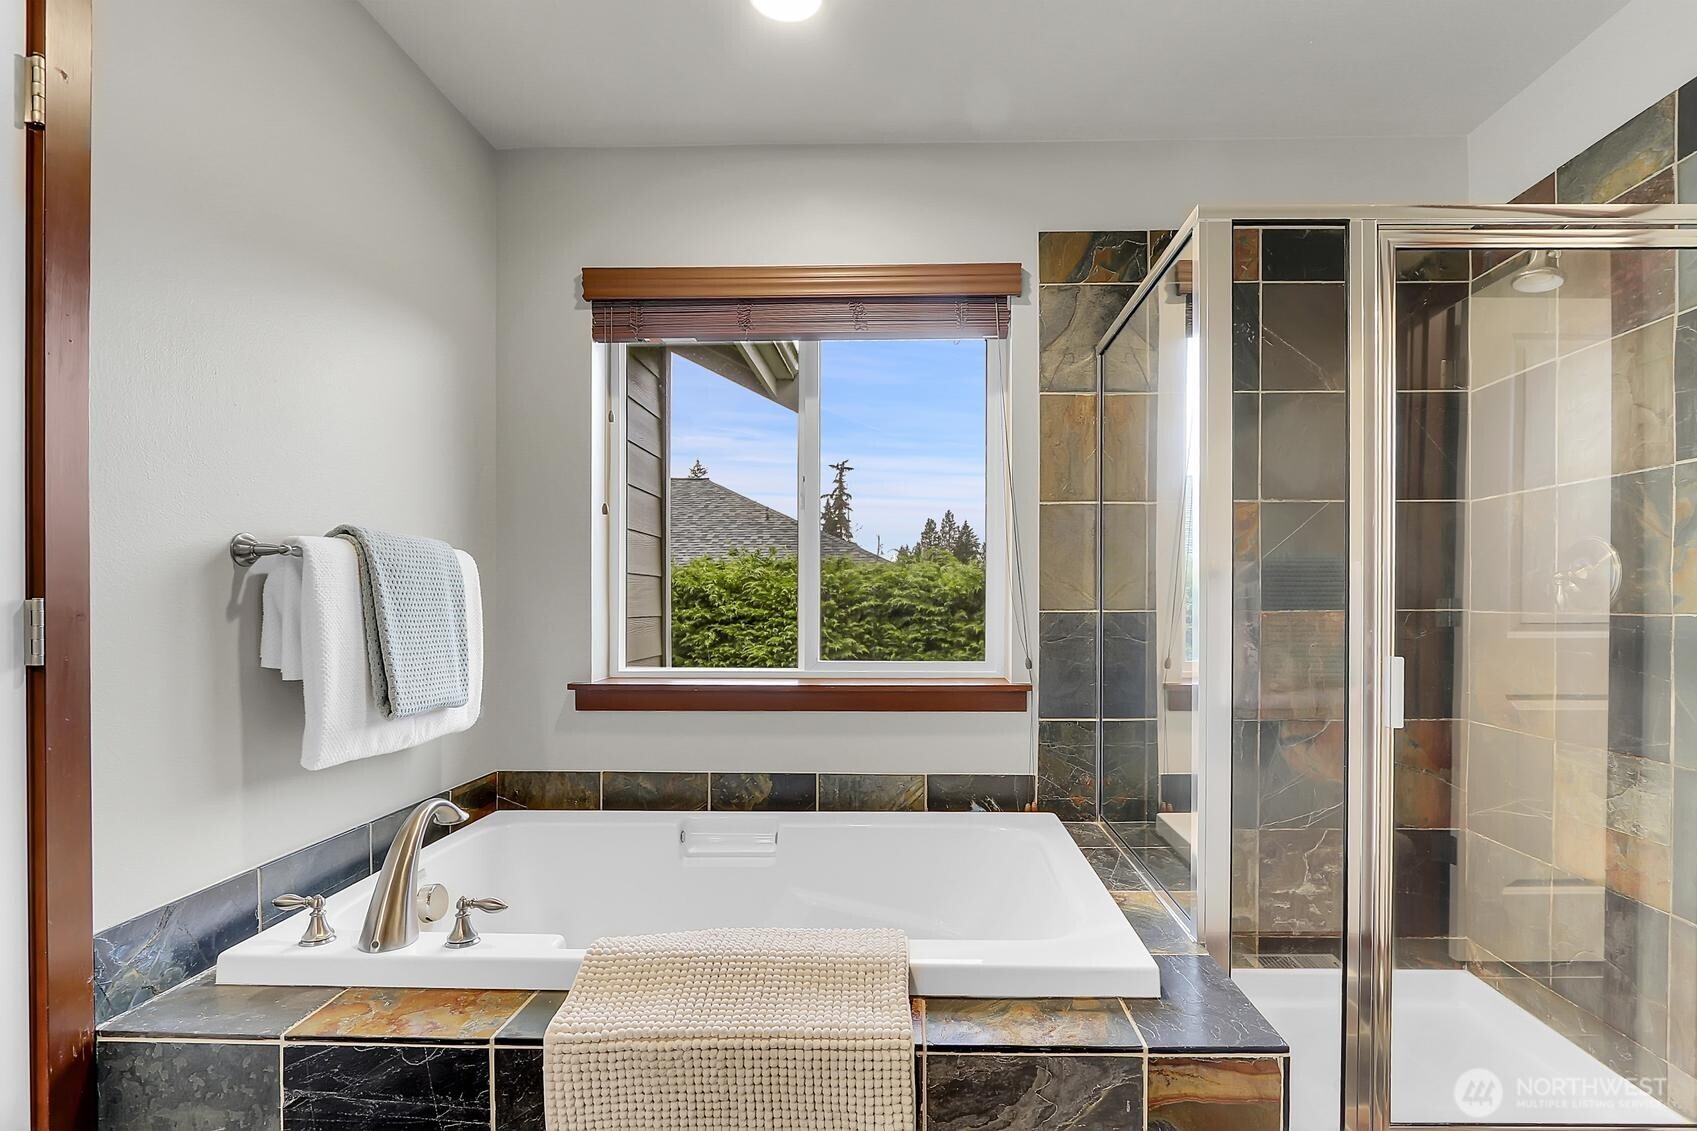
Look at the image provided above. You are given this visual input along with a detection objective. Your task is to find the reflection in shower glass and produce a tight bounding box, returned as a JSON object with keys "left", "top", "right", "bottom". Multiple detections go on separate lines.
{"left": 1387, "top": 244, "right": 1696, "bottom": 1126}
{"left": 1099, "top": 238, "right": 1201, "bottom": 923}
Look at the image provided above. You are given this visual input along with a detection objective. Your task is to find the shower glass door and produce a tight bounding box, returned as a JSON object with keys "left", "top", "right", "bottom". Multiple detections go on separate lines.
{"left": 1382, "top": 230, "right": 1697, "bottom": 1127}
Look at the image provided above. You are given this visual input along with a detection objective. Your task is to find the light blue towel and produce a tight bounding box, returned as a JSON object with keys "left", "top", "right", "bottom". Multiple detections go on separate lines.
{"left": 327, "top": 525, "right": 468, "bottom": 717}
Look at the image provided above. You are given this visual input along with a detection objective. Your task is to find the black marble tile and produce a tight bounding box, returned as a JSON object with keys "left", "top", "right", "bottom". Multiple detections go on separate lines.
{"left": 709, "top": 772, "right": 817, "bottom": 811}
{"left": 1037, "top": 720, "right": 1097, "bottom": 821}
{"left": 370, "top": 792, "right": 454, "bottom": 856}
{"left": 1125, "top": 954, "right": 1288, "bottom": 1053}
{"left": 817, "top": 773, "right": 925, "bottom": 812}
{"left": 1260, "top": 392, "right": 1346, "bottom": 500}
{"left": 1102, "top": 611, "right": 1154, "bottom": 719}
{"left": 1676, "top": 309, "right": 1697, "bottom": 462}
{"left": 1261, "top": 226, "right": 1346, "bottom": 282}
{"left": 1039, "top": 231, "right": 1149, "bottom": 285}
{"left": 601, "top": 770, "right": 708, "bottom": 810}
{"left": 1395, "top": 501, "right": 1460, "bottom": 611}
{"left": 1261, "top": 283, "right": 1347, "bottom": 391}
{"left": 99, "top": 1039, "right": 279, "bottom": 1131}
{"left": 1038, "top": 612, "right": 1097, "bottom": 719}
{"left": 1233, "top": 283, "right": 1259, "bottom": 391}
{"left": 1610, "top": 614, "right": 1673, "bottom": 763}
{"left": 100, "top": 971, "right": 339, "bottom": 1039}
{"left": 1128, "top": 841, "right": 1194, "bottom": 902}
{"left": 1395, "top": 610, "right": 1458, "bottom": 720}
{"left": 494, "top": 1047, "right": 545, "bottom": 1131}
{"left": 1101, "top": 720, "right": 1157, "bottom": 824}
{"left": 1260, "top": 502, "right": 1346, "bottom": 611}
{"left": 1396, "top": 282, "right": 1467, "bottom": 390}
{"left": 1065, "top": 822, "right": 1114, "bottom": 849}
{"left": 283, "top": 1042, "right": 490, "bottom": 1130}
{"left": 926, "top": 774, "right": 1035, "bottom": 813}
{"left": 259, "top": 826, "right": 371, "bottom": 928}
{"left": 1040, "top": 285, "right": 1138, "bottom": 392}
{"left": 1395, "top": 392, "right": 1465, "bottom": 501}
{"left": 1256, "top": 720, "right": 1344, "bottom": 831}
{"left": 1258, "top": 610, "right": 1346, "bottom": 722}
{"left": 1394, "top": 828, "right": 1455, "bottom": 939}
{"left": 1233, "top": 393, "right": 1259, "bottom": 501}
{"left": 924, "top": 1052, "right": 1144, "bottom": 1130}
{"left": 494, "top": 991, "right": 568, "bottom": 1045}
{"left": 1114, "top": 891, "right": 1202, "bottom": 956}
{"left": 1257, "top": 826, "right": 1344, "bottom": 937}
{"left": 924, "top": 998, "right": 1142, "bottom": 1051}
{"left": 94, "top": 870, "right": 260, "bottom": 1023}
{"left": 1149, "top": 229, "right": 1176, "bottom": 262}
{"left": 1558, "top": 95, "right": 1677, "bottom": 204}
{"left": 1081, "top": 847, "right": 1148, "bottom": 893}
{"left": 496, "top": 770, "right": 600, "bottom": 811}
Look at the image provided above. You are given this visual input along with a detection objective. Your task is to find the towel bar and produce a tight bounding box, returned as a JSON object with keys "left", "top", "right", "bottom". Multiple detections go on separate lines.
{"left": 230, "top": 532, "right": 301, "bottom": 567}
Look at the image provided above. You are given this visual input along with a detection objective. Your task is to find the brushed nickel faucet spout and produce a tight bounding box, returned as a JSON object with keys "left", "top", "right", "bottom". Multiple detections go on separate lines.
{"left": 358, "top": 797, "right": 469, "bottom": 953}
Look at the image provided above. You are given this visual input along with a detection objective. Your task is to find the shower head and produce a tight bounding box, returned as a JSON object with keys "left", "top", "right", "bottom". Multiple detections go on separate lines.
{"left": 1512, "top": 250, "right": 1564, "bottom": 294}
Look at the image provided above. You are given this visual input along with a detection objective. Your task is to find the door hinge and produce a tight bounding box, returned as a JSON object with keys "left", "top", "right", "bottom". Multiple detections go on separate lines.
{"left": 25, "top": 598, "right": 45, "bottom": 667}
{"left": 24, "top": 53, "right": 45, "bottom": 130}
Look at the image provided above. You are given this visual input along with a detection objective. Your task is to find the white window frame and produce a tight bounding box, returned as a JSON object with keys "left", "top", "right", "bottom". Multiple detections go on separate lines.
{"left": 605, "top": 338, "right": 1010, "bottom": 679}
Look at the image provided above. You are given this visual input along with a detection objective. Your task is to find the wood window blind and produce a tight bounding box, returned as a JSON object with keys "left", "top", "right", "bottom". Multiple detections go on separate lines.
{"left": 584, "top": 263, "right": 1020, "bottom": 343}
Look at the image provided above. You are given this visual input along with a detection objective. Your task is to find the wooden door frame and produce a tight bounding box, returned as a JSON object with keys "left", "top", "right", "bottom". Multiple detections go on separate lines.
{"left": 26, "top": 0, "right": 94, "bottom": 1124}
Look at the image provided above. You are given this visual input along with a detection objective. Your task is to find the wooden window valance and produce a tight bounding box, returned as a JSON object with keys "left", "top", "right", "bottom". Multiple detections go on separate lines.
{"left": 584, "top": 263, "right": 1021, "bottom": 343}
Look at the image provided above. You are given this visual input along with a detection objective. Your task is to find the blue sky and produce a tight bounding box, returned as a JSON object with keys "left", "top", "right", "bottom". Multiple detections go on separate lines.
{"left": 668, "top": 340, "right": 986, "bottom": 559}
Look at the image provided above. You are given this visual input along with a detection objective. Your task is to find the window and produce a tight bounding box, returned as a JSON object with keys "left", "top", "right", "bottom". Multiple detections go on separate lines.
{"left": 608, "top": 337, "right": 1007, "bottom": 677}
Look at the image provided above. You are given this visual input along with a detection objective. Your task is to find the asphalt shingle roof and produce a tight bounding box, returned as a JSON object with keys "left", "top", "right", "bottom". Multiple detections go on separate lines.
{"left": 668, "top": 477, "right": 886, "bottom": 566}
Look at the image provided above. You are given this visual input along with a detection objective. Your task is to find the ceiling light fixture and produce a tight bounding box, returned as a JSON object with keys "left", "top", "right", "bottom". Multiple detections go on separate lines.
{"left": 750, "top": 0, "right": 821, "bottom": 21}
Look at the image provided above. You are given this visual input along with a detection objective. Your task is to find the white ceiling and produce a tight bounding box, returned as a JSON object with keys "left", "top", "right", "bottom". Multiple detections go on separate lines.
{"left": 356, "top": 0, "right": 1629, "bottom": 150}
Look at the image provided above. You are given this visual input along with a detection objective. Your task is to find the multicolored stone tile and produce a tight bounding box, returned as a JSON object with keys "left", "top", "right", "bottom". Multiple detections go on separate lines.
{"left": 1040, "top": 285, "right": 1137, "bottom": 392}
{"left": 259, "top": 826, "right": 371, "bottom": 928}
{"left": 1261, "top": 282, "right": 1347, "bottom": 391}
{"left": 494, "top": 991, "right": 568, "bottom": 1045}
{"left": 1114, "top": 891, "right": 1203, "bottom": 956}
{"left": 93, "top": 870, "right": 261, "bottom": 1024}
{"left": 1392, "top": 719, "right": 1454, "bottom": 829}
{"left": 816, "top": 773, "right": 925, "bottom": 812}
{"left": 99, "top": 1040, "right": 279, "bottom": 1131}
{"left": 496, "top": 770, "right": 599, "bottom": 811}
{"left": 1039, "top": 231, "right": 1149, "bottom": 285}
{"left": 1233, "top": 227, "right": 1260, "bottom": 281}
{"left": 924, "top": 1052, "right": 1145, "bottom": 1131}
{"left": 1039, "top": 612, "right": 1097, "bottom": 719}
{"left": 1557, "top": 94, "right": 1676, "bottom": 204}
{"left": 288, "top": 987, "right": 534, "bottom": 1043}
{"left": 99, "top": 971, "right": 340, "bottom": 1039}
{"left": 1039, "top": 394, "right": 1097, "bottom": 501}
{"left": 601, "top": 770, "right": 708, "bottom": 811}
{"left": 1146, "top": 1055, "right": 1284, "bottom": 1131}
{"left": 925, "top": 998, "right": 1141, "bottom": 1051}
{"left": 709, "top": 772, "right": 817, "bottom": 811}
{"left": 448, "top": 772, "right": 498, "bottom": 821}
{"left": 1040, "top": 503, "right": 1097, "bottom": 610}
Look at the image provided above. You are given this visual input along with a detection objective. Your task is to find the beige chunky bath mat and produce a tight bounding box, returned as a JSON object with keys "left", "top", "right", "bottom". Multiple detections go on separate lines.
{"left": 543, "top": 927, "right": 914, "bottom": 1131}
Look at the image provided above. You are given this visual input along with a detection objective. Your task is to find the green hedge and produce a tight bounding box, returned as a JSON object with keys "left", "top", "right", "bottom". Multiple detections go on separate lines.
{"left": 669, "top": 550, "right": 984, "bottom": 666}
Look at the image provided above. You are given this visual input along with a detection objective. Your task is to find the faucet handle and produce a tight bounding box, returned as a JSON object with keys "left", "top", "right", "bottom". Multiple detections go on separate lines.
{"left": 444, "top": 895, "right": 506, "bottom": 949}
{"left": 272, "top": 894, "right": 336, "bottom": 947}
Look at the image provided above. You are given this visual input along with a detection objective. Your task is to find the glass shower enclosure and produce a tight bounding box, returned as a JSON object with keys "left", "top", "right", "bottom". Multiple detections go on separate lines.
{"left": 1097, "top": 205, "right": 1697, "bottom": 1131}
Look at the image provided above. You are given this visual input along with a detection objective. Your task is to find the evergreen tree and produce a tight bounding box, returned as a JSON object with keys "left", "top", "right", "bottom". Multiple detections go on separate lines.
{"left": 954, "top": 522, "right": 983, "bottom": 563}
{"left": 821, "top": 459, "right": 855, "bottom": 539}
{"left": 687, "top": 459, "right": 709, "bottom": 479}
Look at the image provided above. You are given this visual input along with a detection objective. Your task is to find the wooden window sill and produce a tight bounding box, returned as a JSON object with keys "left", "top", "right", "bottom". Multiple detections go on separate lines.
{"left": 568, "top": 678, "right": 1031, "bottom": 712}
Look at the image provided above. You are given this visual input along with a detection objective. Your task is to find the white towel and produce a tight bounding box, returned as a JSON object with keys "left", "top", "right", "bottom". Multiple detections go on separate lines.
{"left": 257, "top": 553, "right": 304, "bottom": 680}
{"left": 294, "top": 536, "right": 482, "bottom": 771}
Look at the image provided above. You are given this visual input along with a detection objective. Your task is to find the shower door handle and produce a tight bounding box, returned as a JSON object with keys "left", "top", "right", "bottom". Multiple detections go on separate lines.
{"left": 1385, "top": 656, "right": 1405, "bottom": 730}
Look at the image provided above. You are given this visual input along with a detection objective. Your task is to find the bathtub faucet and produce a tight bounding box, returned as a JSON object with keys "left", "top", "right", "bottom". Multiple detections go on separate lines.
{"left": 358, "top": 797, "right": 470, "bottom": 953}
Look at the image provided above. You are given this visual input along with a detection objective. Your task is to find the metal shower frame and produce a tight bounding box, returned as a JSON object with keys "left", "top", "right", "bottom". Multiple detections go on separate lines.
{"left": 1100, "top": 202, "right": 1697, "bottom": 1131}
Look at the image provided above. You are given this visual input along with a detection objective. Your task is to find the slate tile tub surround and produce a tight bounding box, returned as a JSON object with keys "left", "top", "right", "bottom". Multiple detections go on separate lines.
{"left": 98, "top": 816, "right": 1289, "bottom": 1129}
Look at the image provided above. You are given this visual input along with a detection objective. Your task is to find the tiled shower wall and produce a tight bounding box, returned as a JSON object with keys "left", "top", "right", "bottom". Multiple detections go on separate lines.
{"left": 1035, "top": 232, "right": 1165, "bottom": 823}
{"left": 1228, "top": 227, "right": 1354, "bottom": 961}
{"left": 1425, "top": 78, "right": 1697, "bottom": 1114}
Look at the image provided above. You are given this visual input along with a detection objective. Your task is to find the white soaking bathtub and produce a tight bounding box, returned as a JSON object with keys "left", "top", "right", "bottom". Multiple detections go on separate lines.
{"left": 217, "top": 809, "right": 1160, "bottom": 998}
